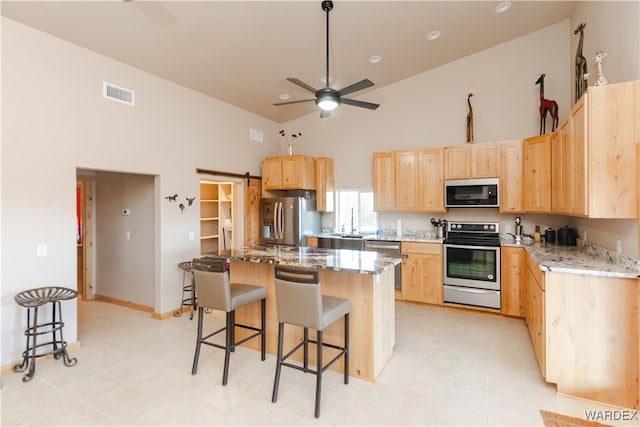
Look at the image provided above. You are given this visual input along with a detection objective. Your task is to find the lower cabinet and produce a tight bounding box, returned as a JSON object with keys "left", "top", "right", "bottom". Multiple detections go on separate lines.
{"left": 525, "top": 259, "right": 546, "bottom": 377}
{"left": 514, "top": 249, "right": 639, "bottom": 409}
{"left": 401, "top": 242, "right": 443, "bottom": 304}
{"left": 500, "top": 246, "right": 526, "bottom": 316}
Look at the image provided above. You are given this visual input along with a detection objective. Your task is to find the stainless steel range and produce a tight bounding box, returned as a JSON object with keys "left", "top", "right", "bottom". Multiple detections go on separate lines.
{"left": 443, "top": 221, "right": 501, "bottom": 309}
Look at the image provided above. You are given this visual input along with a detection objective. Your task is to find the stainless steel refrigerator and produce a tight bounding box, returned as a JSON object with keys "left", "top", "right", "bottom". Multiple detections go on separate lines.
{"left": 261, "top": 197, "right": 320, "bottom": 246}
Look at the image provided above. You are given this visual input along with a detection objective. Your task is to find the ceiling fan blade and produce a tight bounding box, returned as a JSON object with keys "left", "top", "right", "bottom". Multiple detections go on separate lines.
{"left": 341, "top": 98, "right": 380, "bottom": 110}
{"left": 338, "top": 79, "right": 374, "bottom": 96}
{"left": 286, "top": 78, "right": 318, "bottom": 94}
{"left": 273, "top": 99, "right": 315, "bottom": 106}
{"left": 320, "top": 110, "right": 330, "bottom": 119}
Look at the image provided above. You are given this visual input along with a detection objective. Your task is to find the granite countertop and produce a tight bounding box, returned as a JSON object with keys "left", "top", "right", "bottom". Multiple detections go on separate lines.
{"left": 314, "top": 233, "right": 444, "bottom": 244}
{"left": 205, "top": 245, "right": 402, "bottom": 275}
{"left": 501, "top": 237, "right": 639, "bottom": 279}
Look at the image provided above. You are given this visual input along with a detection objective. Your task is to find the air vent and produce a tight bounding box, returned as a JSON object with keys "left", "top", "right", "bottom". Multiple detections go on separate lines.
{"left": 103, "top": 82, "right": 135, "bottom": 106}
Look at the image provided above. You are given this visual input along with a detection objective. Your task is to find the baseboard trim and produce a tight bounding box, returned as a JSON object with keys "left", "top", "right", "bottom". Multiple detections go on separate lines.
{"left": 94, "top": 294, "right": 153, "bottom": 313}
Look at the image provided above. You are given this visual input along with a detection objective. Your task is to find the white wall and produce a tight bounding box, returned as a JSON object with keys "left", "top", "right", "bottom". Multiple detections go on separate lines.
{"left": 1, "top": 17, "right": 280, "bottom": 367}
{"left": 288, "top": 10, "right": 639, "bottom": 260}
{"left": 285, "top": 20, "right": 571, "bottom": 189}
{"left": 568, "top": 1, "right": 640, "bottom": 259}
{"left": 95, "top": 172, "right": 155, "bottom": 306}
{"left": 570, "top": 1, "right": 640, "bottom": 103}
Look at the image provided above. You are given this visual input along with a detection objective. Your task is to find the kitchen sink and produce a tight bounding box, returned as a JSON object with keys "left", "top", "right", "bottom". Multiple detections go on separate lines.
{"left": 327, "top": 233, "right": 372, "bottom": 239}
{"left": 317, "top": 235, "right": 365, "bottom": 250}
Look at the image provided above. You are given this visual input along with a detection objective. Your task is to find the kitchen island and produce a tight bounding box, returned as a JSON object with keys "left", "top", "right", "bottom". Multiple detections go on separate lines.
{"left": 202, "top": 246, "right": 401, "bottom": 381}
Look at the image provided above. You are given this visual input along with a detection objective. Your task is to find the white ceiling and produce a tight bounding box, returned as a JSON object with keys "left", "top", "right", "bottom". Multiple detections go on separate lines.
{"left": 2, "top": 1, "right": 578, "bottom": 123}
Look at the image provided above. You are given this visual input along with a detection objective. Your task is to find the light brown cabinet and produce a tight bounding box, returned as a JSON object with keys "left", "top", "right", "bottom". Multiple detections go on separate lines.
{"left": 554, "top": 81, "right": 639, "bottom": 218}
{"left": 401, "top": 242, "right": 443, "bottom": 304}
{"left": 525, "top": 258, "right": 546, "bottom": 376}
{"left": 373, "top": 151, "right": 396, "bottom": 211}
{"left": 395, "top": 151, "right": 420, "bottom": 210}
{"left": 261, "top": 155, "right": 315, "bottom": 191}
{"left": 419, "top": 149, "right": 446, "bottom": 212}
{"left": 374, "top": 149, "right": 445, "bottom": 212}
{"left": 523, "top": 134, "right": 552, "bottom": 213}
{"left": 503, "top": 247, "right": 639, "bottom": 409}
{"left": 315, "top": 157, "right": 335, "bottom": 212}
{"left": 500, "top": 246, "right": 525, "bottom": 317}
{"left": 551, "top": 127, "right": 570, "bottom": 213}
{"left": 444, "top": 143, "right": 498, "bottom": 180}
{"left": 545, "top": 272, "right": 639, "bottom": 409}
{"left": 498, "top": 140, "right": 523, "bottom": 213}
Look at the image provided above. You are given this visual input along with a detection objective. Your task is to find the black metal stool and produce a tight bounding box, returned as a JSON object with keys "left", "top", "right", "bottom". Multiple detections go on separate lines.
{"left": 13, "top": 286, "right": 78, "bottom": 382}
{"left": 174, "top": 261, "right": 197, "bottom": 319}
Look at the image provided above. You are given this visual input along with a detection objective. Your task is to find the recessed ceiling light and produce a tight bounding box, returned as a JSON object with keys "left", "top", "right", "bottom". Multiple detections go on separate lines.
{"left": 495, "top": 1, "right": 512, "bottom": 13}
{"left": 369, "top": 55, "right": 382, "bottom": 64}
{"left": 279, "top": 93, "right": 290, "bottom": 100}
{"left": 427, "top": 30, "right": 441, "bottom": 41}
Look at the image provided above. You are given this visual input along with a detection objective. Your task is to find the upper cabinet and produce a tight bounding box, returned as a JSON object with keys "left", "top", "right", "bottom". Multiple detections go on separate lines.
{"left": 552, "top": 81, "right": 638, "bottom": 218}
{"left": 418, "top": 148, "right": 446, "bottom": 212}
{"left": 374, "top": 149, "right": 445, "bottom": 212}
{"left": 261, "top": 155, "right": 316, "bottom": 191}
{"left": 373, "top": 151, "right": 396, "bottom": 211}
{"left": 498, "top": 140, "right": 524, "bottom": 213}
{"left": 315, "top": 157, "right": 335, "bottom": 212}
{"left": 444, "top": 143, "right": 498, "bottom": 180}
{"left": 578, "top": 81, "right": 638, "bottom": 218}
{"left": 523, "top": 134, "right": 552, "bottom": 213}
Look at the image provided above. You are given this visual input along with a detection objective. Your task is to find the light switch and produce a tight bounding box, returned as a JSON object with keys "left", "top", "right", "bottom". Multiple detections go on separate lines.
{"left": 126, "top": 230, "right": 131, "bottom": 240}
{"left": 37, "top": 244, "right": 47, "bottom": 257}
{"left": 189, "top": 231, "right": 195, "bottom": 241}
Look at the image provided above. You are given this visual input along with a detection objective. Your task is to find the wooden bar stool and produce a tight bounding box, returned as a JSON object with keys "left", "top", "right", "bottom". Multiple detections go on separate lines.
{"left": 271, "top": 266, "right": 350, "bottom": 418}
{"left": 190, "top": 257, "right": 266, "bottom": 385}
{"left": 13, "top": 286, "right": 78, "bottom": 382}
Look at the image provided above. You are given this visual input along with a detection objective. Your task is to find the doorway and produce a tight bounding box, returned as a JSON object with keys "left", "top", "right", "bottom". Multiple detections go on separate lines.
{"left": 76, "top": 169, "right": 156, "bottom": 312}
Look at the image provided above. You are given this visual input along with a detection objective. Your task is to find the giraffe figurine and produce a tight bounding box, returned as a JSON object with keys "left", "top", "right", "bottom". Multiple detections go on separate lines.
{"left": 535, "top": 74, "right": 559, "bottom": 135}
{"left": 574, "top": 22, "right": 588, "bottom": 102}
{"left": 466, "top": 93, "right": 474, "bottom": 143}
{"left": 593, "top": 50, "right": 608, "bottom": 86}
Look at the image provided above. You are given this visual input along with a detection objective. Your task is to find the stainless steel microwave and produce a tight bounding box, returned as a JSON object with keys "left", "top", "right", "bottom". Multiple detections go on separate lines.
{"left": 445, "top": 178, "right": 499, "bottom": 208}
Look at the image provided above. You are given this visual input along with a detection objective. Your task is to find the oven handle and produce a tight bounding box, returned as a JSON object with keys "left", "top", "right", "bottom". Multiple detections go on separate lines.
{"left": 443, "top": 244, "right": 500, "bottom": 251}
{"left": 444, "top": 285, "right": 500, "bottom": 294}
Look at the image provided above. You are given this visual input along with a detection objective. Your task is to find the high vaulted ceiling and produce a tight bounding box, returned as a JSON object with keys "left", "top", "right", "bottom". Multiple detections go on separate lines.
{"left": 2, "top": 1, "right": 577, "bottom": 123}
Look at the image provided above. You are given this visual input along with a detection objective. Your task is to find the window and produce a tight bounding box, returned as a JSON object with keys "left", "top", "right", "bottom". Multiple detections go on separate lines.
{"left": 336, "top": 190, "right": 377, "bottom": 234}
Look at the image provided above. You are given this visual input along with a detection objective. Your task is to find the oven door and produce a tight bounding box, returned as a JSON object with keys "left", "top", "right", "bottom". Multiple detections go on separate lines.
{"left": 443, "top": 244, "right": 500, "bottom": 290}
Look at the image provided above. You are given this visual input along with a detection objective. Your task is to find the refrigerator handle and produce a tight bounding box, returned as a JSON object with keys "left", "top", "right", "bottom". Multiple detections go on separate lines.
{"left": 273, "top": 202, "right": 280, "bottom": 239}
{"left": 278, "top": 202, "right": 284, "bottom": 239}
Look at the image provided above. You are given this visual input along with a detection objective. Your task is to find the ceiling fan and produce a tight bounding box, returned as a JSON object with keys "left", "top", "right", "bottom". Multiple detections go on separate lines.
{"left": 273, "top": 0, "right": 380, "bottom": 118}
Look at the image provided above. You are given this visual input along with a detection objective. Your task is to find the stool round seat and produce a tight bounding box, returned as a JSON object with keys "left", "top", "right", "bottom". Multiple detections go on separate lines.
{"left": 14, "top": 286, "right": 77, "bottom": 307}
{"left": 13, "top": 286, "right": 78, "bottom": 382}
{"left": 175, "top": 261, "right": 197, "bottom": 319}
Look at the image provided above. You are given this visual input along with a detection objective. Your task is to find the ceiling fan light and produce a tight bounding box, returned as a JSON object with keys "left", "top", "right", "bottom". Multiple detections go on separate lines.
{"left": 316, "top": 96, "right": 340, "bottom": 111}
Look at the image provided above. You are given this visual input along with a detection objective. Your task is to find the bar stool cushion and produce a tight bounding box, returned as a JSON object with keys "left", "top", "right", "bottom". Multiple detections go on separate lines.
{"left": 230, "top": 284, "right": 267, "bottom": 311}
{"left": 320, "top": 296, "right": 351, "bottom": 331}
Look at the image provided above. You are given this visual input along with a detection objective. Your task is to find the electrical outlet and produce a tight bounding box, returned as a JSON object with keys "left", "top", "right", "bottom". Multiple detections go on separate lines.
{"left": 583, "top": 231, "right": 587, "bottom": 241}
{"left": 616, "top": 240, "right": 622, "bottom": 254}
{"left": 37, "top": 244, "right": 47, "bottom": 257}
{"left": 505, "top": 224, "right": 512, "bottom": 234}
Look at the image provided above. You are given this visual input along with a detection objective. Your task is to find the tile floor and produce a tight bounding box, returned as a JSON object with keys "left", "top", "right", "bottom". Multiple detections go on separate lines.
{"left": 1, "top": 299, "right": 635, "bottom": 426}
